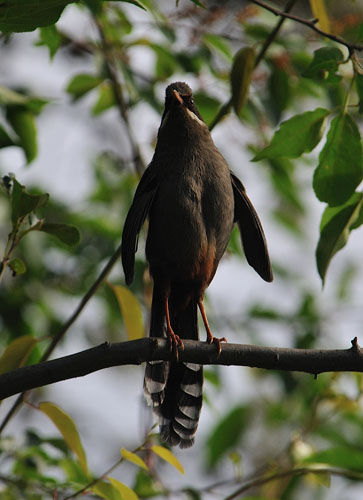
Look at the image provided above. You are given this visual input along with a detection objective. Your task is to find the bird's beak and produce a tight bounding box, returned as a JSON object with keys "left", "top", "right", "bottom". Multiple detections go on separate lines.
{"left": 173, "top": 89, "right": 184, "bottom": 105}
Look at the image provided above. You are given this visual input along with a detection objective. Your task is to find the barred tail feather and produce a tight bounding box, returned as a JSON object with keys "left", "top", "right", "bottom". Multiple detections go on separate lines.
{"left": 159, "top": 362, "right": 203, "bottom": 448}
{"left": 144, "top": 294, "right": 203, "bottom": 447}
{"left": 144, "top": 360, "right": 170, "bottom": 407}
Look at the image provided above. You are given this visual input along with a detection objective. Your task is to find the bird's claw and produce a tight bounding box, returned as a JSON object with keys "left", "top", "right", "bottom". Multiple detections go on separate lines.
{"left": 207, "top": 335, "right": 227, "bottom": 357}
{"left": 167, "top": 330, "right": 184, "bottom": 360}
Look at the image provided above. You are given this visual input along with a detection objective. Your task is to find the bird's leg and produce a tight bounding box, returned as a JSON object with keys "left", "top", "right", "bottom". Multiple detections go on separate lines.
{"left": 165, "top": 297, "right": 184, "bottom": 357}
{"left": 198, "top": 299, "right": 226, "bottom": 356}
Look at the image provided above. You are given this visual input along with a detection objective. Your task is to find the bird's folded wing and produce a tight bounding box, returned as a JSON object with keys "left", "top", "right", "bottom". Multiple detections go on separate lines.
{"left": 230, "top": 172, "right": 273, "bottom": 282}
{"left": 121, "top": 165, "right": 158, "bottom": 285}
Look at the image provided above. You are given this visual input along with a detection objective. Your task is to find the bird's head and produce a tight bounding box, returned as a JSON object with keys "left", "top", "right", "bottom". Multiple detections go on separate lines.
{"left": 160, "top": 82, "right": 207, "bottom": 133}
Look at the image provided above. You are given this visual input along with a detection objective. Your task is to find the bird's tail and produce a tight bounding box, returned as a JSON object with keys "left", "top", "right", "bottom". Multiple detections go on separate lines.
{"left": 144, "top": 295, "right": 203, "bottom": 448}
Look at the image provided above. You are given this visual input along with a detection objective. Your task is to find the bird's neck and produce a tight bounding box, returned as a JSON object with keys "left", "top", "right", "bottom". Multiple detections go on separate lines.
{"left": 155, "top": 119, "right": 211, "bottom": 157}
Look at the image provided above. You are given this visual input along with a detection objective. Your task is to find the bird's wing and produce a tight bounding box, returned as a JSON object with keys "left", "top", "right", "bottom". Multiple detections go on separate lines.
{"left": 121, "top": 165, "right": 158, "bottom": 285}
{"left": 231, "top": 171, "right": 273, "bottom": 282}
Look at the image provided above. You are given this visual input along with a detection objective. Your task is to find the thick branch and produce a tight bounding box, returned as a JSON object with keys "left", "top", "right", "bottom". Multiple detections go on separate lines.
{"left": 1, "top": 338, "right": 363, "bottom": 400}
{"left": 250, "top": 0, "right": 363, "bottom": 52}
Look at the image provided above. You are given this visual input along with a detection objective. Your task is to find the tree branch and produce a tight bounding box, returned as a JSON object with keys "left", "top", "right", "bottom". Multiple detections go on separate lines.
{"left": 1, "top": 338, "right": 363, "bottom": 400}
{"left": 250, "top": 0, "right": 363, "bottom": 53}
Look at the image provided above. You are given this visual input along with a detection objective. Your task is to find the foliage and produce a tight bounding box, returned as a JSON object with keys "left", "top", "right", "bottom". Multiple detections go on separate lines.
{"left": 0, "top": 0, "right": 363, "bottom": 499}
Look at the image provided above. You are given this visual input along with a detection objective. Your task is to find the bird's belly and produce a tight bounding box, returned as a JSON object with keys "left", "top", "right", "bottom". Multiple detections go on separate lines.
{"left": 146, "top": 184, "right": 233, "bottom": 286}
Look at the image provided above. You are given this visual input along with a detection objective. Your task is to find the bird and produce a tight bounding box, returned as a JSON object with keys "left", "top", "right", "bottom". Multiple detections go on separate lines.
{"left": 121, "top": 81, "right": 272, "bottom": 448}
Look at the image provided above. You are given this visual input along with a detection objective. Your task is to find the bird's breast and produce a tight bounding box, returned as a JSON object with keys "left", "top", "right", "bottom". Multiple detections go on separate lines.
{"left": 146, "top": 163, "right": 234, "bottom": 285}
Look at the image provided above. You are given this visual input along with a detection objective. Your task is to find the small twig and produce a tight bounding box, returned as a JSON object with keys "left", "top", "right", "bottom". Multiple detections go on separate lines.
{"left": 223, "top": 466, "right": 363, "bottom": 500}
{"left": 1, "top": 337, "right": 363, "bottom": 400}
{"left": 0, "top": 243, "right": 123, "bottom": 433}
{"left": 93, "top": 14, "right": 145, "bottom": 177}
{"left": 209, "top": 0, "right": 298, "bottom": 131}
{"left": 62, "top": 435, "right": 151, "bottom": 499}
{"left": 254, "top": 0, "right": 298, "bottom": 66}
{"left": 62, "top": 457, "right": 122, "bottom": 500}
{"left": 250, "top": 0, "right": 363, "bottom": 52}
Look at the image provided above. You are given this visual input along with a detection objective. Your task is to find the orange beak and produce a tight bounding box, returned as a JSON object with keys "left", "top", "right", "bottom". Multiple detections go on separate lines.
{"left": 173, "top": 89, "right": 184, "bottom": 105}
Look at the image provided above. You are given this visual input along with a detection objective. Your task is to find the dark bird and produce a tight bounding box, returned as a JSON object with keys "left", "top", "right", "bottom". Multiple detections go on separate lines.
{"left": 121, "top": 82, "right": 272, "bottom": 448}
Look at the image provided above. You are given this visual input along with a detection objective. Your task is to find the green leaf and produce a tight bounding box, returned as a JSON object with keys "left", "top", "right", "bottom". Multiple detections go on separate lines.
{"left": 302, "top": 47, "right": 344, "bottom": 83}
{"left": 92, "top": 83, "right": 116, "bottom": 115}
{"left": 117, "top": 0, "right": 147, "bottom": 10}
{"left": 108, "top": 478, "right": 139, "bottom": 500}
{"left": 0, "top": 0, "right": 74, "bottom": 33}
{"left": 0, "top": 124, "right": 15, "bottom": 148}
{"left": 151, "top": 445, "right": 184, "bottom": 474}
{"left": 6, "top": 107, "right": 38, "bottom": 163}
{"left": 92, "top": 480, "right": 123, "bottom": 500}
{"left": 313, "top": 113, "right": 363, "bottom": 206}
{"left": 204, "top": 368, "right": 221, "bottom": 388}
{"left": 189, "top": 0, "right": 206, "bottom": 7}
{"left": 253, "top": 108, "right": 330, "bottom": 161}
{"left": 8, "top": 258, "right": 27, "bottom": 276}
{"left": 38, "top": 222, "right": 80, "bottom": 245}
{"left": 0, "top": 335, "right": 37, "bottom": 374}
{"left": 357, "top": 22, "right": 363, "bottom": 42}
{"left": 151, "top": 44, "right": 177, "bottom": 79}
{"left": 207, "top": 405, "right": 250, "bottom": 468}
{"left": 39, "top": 401, "right": 89, "bottom": 475}
{"left": 230, "top": 47, "right": 255, "bottom": 118}
{"left": 316, "top": 192, "right": 363, "bottom": 284}
{"left": 203, "top": 33, "right": 231, "bottom": 60}
{"left": 39, "top": 25, "right": 60, "bottom": 59}
{"left": 268, "top": 65, "right": 289, "bottom": 120}
{"left": 25, "top": 97, "right": 49, "bottom": 114}
{"left": 110, "top": 284, "right": 144, "bottom": 340}
{"left": 268, "top": 157, "right": 305, "bottom": 212}
{"left": 133, "top": 469, "right": 163, "bottom": 497}
{"left": 66, "top": 74, "right": 104, "bottom": 100}
{"left": 18, "top": 192, "right": 49, "bottom": 218}
{"left": 356, "top": 73, "right": 363, "bottom": 114}
{"left": 61, "top": 457, "right": 90, "bottom": 484}
{"left": 121, "top": 448, "right": 148, "bottom": 471}
{"left": 10, "top": 179, "right": 49, "bottom": 224}
{"left": 303, "top": 446, "right": 363, "bottom": 472}
{"left": 193, "top": 92, "right": 221, "bottom": 127}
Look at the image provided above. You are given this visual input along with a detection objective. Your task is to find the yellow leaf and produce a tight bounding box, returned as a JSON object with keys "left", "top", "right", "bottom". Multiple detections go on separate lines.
{"left": 108, "top": 478, "right": 139, "bottom": 500}
{"left": 0, "top": 335, "right": 37, "bottom": 374}
{"left": 109, "top": 284, "right": 144, "bottom": 340}
{"left": 309, "top": 0, "right": 330, "bottom": 33}
{"left": 39, "top": 402, "right": 88, "bottom": 475}
{"left": 151, "top": 445, "right": 184, "bottom": 474}
{"left": 121, "top": 448, "right": 148, "bottom": 470}
{"left": 93, "top": 480, "right": 122, "bottom": 500}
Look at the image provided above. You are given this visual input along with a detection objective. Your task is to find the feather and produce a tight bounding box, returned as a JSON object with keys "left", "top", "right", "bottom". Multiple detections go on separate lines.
{"left": 231, "top": 172, "right": 273, "bottom": 282}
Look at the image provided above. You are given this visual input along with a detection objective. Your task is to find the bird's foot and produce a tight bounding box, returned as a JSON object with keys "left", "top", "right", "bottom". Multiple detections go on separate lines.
{"left": 167, "top": 328, "right": 184, "bottom": 360}
{"left": 198, "top": 299, "right": 227, "bottom": 357}
{"left": 206, "top": 334, "right": 227, "bottom": 357}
